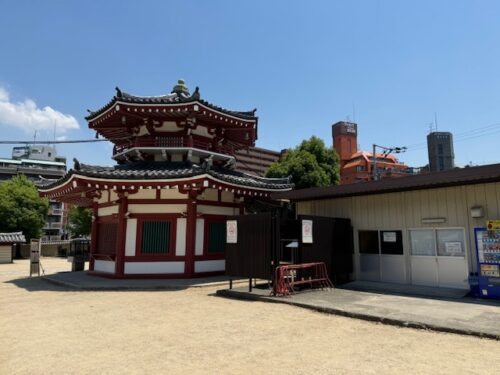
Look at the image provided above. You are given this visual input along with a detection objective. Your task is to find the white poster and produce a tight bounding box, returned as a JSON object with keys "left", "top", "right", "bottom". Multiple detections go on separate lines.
{"left": 226, "top": 220, "right": 237, "bottom": 243}
{"left": 445, "top": 241, "right": 462, "bottom": 254}
{"left": 302, "top": 220, "right": 313, "bottom": 244}
{"left": 383, "top": 232, "right": 397, "bottom": 243}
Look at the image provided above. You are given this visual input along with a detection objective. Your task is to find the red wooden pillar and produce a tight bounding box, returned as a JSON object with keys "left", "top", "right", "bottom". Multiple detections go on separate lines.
{"left": 115, "top": 194, "right": 128, "bottom": 277}
{"left": 89, "top": 201, "right": 98, "bottom": 271}
{"left": 185, "top": 190, "right": 198, "bottom": 278}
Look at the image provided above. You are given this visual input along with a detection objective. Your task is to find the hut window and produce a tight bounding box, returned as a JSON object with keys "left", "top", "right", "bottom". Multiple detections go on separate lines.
{"left": 358, "top": 230, "right": 379, "bottom": 254}
{"left": 141, "top": 221, "right": 170, "bottom": 254}
{"left": 208, "top": 222, "right": 226, "bottom": 254}
{"left": 379, "top": 231, "right": 403, "bottom": 255}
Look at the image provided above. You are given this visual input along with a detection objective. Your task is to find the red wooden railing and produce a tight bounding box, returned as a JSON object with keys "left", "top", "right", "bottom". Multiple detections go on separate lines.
{"left": 273, "top": 262, "right": 334, "bottom": 296}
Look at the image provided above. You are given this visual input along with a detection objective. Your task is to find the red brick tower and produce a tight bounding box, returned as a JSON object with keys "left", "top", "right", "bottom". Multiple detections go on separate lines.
{"left": 332, "top": 121, "right": 357, "bottom": 168}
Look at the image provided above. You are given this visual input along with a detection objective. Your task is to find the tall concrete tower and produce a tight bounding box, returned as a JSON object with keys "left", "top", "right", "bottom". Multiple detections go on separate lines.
{"left": 427, "top": 132, "right": 454, "bottom": 172}
{"left": 332, "top": 121, "right": 357, "bottom": 167}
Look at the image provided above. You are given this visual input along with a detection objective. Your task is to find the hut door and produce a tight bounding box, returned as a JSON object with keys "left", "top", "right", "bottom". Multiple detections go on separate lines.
{"left": 409, "top": 228, "right": 468, "bottom": 289}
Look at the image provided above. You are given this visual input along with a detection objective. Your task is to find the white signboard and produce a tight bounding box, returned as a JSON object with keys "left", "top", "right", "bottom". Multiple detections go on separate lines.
{"left": 226, "top": 220, "right": 237, "bottom": 243}
{"left": 302, "top": 220, "right": 313, "bottom": 244}
{"left": 445, "top": 241, "right": 462, "bottom": 254}
{"left": 383, "top": 232, "right": 397, "bottom": 243}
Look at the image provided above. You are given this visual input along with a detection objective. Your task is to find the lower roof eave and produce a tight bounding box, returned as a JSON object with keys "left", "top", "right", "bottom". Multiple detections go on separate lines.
{"left": 40, "top": 172, "right": 293, "bottom": 201}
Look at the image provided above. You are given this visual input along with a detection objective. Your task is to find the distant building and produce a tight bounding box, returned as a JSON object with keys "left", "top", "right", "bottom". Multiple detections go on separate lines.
{"left": 234, "top": 146, "right": 282, "bottom": 176}
{"left": 332, "top": 121, "right": 411, "bottom": 184}
{"left": 427, "top": 132, "right": 454, "bottom": 172}
{"left": 0, "top": 145, "right": 68, "bottom": 241}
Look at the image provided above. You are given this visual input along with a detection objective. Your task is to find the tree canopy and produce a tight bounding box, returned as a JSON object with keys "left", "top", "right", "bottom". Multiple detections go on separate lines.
{"left": 0, "top": 175, "right": 49, "bottom": 240}
{"left": 266, "top": 136, "right": 340, "bottom": 189}
{"left": 68, "top": 206, "right": 92, "bottom": 238}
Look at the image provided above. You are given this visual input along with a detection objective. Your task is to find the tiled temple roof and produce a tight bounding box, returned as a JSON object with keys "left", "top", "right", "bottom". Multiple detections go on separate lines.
{"left": 39, "top": 162, "right": 293, "bottom": 191}
{"left": 86, "top": 80, "right": 257, "bottom": 121}
{"left": 0, "top": 232, "right": 26, "bottom": 244}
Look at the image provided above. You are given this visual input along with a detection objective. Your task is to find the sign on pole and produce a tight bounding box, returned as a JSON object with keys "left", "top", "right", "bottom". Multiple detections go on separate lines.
{"left": 226, "top": 220, "right": 238, "bottom": 243}
{"left": 30, "top": 239, "right": 41, "bottom": 277}
{"left": 302, "top": 220, "right": 313, "bottom": 244}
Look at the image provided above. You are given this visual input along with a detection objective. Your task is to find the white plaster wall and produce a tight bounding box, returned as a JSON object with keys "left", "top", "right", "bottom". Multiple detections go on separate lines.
{"left": 176, "top": 218, "right": 187, "bottom": 256}
{"left": 192, "top": 126, "right": 213, "bottom": 138}
{"left": 128, "top": 204, "right": 186, "bottom": 214}
{"left": 96, "top": 191, "right": 109, "bottom": 204}
{"left": 195, "top": 260, "right": 225, "bottom": 273}
{"left": 195, "top": 219, "right": 204, "bottom": 255}
{"left": 129, "top": 190, "right": 156, "bottom": 199}
{"left": 124, "top": 262, "right": 185, "bottom": 274}
{"left": 98, "top": 205, "right": 119, "bottom": 217}
{"left": 157, "top": 121, "right": 182, "bottom": 132}
{"left": 221, "top": 191, "right": 234, "bottom": 203}
{"left": 125, "top": 218, "right": 137, "bottom": 256}
{"left": 197, "top": 205, "right": 236, "bottom": 216}
{"left": 110, "top": 190, "right": 118, "bottom": 202}
{"left": 94, "top": 260, "right": 115, "bottom": 273}
{"left": 199, "top": 189, "right": 218, "bottom": 201}
{"left": 160, "top": 189, "right": 187, "bottom": 199}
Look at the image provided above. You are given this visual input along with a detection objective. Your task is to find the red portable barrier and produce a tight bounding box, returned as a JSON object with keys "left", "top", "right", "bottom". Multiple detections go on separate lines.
{"left": 273, "top": 262, "right": 334, "bottom": 296}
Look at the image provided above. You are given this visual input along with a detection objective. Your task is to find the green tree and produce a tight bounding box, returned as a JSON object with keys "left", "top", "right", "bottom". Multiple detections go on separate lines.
{"left": 68, "top": 206, "right": 92, "bottom": 237}
{"left": 0, "top": 175, "right": 49, "bottom": 240}
{"left": 266, "top": 136, "right": 340, "bottom": 189}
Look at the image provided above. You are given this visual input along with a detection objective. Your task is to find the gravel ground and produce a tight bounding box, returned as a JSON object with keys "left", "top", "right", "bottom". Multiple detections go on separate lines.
{"left": 1, "top": 258, "right": 499, "bottom": 375}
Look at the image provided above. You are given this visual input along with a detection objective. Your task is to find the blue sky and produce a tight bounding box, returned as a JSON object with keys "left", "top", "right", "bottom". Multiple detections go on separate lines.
{"left": 1, "top": 1, "right": 500, "bottom": 168}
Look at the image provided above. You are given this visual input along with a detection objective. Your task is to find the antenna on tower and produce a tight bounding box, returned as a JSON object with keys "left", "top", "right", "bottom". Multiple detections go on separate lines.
{"left": 434, "top": 112, "right": 439, "bottom": 131}
{"left": 352, "top": 102, "right": 356, "bottom": 123}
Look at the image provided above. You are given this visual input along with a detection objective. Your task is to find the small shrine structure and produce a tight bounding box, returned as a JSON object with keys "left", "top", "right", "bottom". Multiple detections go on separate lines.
{"left": 39, "top": 80, "right": 292, "bottom": 278}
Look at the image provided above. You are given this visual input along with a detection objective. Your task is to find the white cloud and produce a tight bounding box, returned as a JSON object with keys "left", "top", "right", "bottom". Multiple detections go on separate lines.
{"left": 0, "top": 87, "right": 79, "bottom": 134}
{"left": 56, "top": 135, "right": 67, "bottom": 141}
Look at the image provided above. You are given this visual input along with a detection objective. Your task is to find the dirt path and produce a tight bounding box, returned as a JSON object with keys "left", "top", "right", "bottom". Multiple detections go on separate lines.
{"left": 1, "top": 259, "right": 499, "bottom": 374}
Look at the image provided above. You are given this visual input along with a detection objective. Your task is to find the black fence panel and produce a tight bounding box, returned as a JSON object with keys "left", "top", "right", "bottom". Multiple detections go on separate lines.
{"left": 226, "top": 213, "right": 353, "bottom": 284}
{"left": 225, "top": 213, "right": 274, "bottom": 279}
{"left": 298, "top": 215, "right": 354, "bottom": 284}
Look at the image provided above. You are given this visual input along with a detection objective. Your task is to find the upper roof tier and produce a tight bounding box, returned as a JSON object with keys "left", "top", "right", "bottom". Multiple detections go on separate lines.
{"left": 86, "top": 80, "right": 259, "bottom": 152}
{"left": 86, "top": 80, "right": 257, "bottom": 122}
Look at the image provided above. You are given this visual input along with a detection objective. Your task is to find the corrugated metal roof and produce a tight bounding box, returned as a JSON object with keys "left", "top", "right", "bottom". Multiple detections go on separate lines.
{"left": 0, "top": 232, "right": 26, "bottom": 244}
{"left": 272, "top": 163, "right": 500, "bottom": 201}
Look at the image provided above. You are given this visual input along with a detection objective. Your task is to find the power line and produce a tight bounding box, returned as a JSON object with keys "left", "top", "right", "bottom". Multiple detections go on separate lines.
{"left": 404, "top": 122, "right": 500, "bottom": 152}
{"left": 0, "top": 137, "right": 130, "bottom": 145}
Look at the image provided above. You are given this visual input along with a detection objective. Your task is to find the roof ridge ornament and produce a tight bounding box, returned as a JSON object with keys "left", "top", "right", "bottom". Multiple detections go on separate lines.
{"left": 171, "top": 79, "right": 190, "bottom": 96}
{"left": 73, "top": 158, "right": 81, "bottom": 171}
{"left": 115, "top": 86, "right": 123, "bottom": 98}
{"left": 191, "top": 86, "right": 200, "bottom": 100}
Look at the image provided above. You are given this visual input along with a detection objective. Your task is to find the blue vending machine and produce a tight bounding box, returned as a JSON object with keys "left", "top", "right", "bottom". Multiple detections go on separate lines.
{"left": 474, "top": 225, "right": 500, "bottom": 299}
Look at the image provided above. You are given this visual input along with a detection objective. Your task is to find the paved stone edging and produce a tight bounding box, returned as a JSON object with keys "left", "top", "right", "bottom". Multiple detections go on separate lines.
{"left": 216, "top": 289, "right": 500, "bottom": 341}
{"left": 42, "top": 275, "right": 241, "bottom": 291}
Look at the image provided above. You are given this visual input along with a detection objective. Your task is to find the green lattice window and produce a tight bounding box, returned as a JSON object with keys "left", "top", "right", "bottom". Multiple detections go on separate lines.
{"left": 141, "top": 221, "right": 170, "bottom": 254}
{"left": 208, "top": 222, "right": 226, "bottom": 254}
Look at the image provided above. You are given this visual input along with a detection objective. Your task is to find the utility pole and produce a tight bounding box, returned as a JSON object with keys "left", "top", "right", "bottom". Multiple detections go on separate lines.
{"left": 372, "top": 144, "right": 377, "bottom": 181}
{"left": 372, "top": 144, "right": 407, "bottom": 181}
